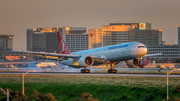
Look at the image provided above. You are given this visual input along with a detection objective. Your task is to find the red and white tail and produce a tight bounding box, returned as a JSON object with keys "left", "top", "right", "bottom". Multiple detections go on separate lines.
{"left": 145, "top": 57, "right": 149, "bottom": 63}
{"left": 57, "top": 31, "right": 70, "bottom": 54}
{"left": 140, "top": 56, "right": 149, "bottom": 68}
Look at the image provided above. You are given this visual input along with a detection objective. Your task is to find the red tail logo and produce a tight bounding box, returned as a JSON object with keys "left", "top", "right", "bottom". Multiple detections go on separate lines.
{"left": 57, "top": 31, "right": 70, "bottom": 54}
{"left": 140, "top": 57, "right": 149, "bottom": 68}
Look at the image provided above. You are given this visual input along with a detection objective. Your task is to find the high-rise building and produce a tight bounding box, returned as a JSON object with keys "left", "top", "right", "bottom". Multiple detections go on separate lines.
{"left": 27, "top": 27, "right": 87, "bottom": 53}
{"left": 0, "top": 35, "right": 14, "bottom": 49}
{"left": 0, "top": 34, "right": 14, "bottom": 59}
{"left": 60, "top": 27, "right": 88, "bottom": 52}
{"left": 89, "top": 23, "right": 162, "bottom": 49}
{"left": 66, "top": 34, "right": 88, "bottom": 52}
{"left": 27, "top": 28, "right": 60, "bottom": 53}
{"left": 178, "top": 27, "right": 180, "bottom": 45}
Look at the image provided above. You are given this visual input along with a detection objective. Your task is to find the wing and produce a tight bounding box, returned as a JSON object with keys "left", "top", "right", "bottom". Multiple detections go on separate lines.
{"left": 143, "top": 53, "right": 162, "bottom": 57}
{"left": 12, "top": 50, "right": 103, "bottom": 60}
{"left": 12, "top": 50, "right": 80, "bottom": 60}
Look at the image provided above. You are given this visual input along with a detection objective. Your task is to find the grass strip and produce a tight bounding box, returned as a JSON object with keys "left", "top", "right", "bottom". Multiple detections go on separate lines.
{"left": 0, "top": 75, "right": 180, "bottom": 101}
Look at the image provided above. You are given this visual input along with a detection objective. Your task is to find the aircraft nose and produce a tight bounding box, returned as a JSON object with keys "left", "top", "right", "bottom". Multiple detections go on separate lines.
{"left": 138, "top": 47, "right": 147, "bottom": 56}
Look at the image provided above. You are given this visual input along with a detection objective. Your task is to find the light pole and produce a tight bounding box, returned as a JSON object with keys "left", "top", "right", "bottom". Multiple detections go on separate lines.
{"left": 22, "top": 71, "right": 35, "bottom": 95}
{"left": 0, "top": 87, "right": 9, "bottom": 101}
{"left": 166, "top": 68, "right": 180, "bottom": 101}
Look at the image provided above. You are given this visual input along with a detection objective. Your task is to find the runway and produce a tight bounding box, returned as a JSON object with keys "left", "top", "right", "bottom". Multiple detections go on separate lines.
{"left": 0, "top": 67, "right": 169, "bottom": 72}
{"left": 0, "top": 72, "right": 180, "bottom": 77}
{"left": 1, "top": 66, "right": 180, "bottom": 77}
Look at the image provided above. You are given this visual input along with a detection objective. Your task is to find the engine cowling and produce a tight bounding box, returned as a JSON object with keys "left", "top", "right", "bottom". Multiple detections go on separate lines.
{"left": 78, "top": 55, "right": 94, "bottom": 67}
{"left": 125, "top": 59, "right": 141, "bottom": 68}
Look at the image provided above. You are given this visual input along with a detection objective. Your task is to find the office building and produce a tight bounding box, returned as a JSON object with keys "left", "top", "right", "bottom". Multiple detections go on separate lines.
{"left": 178, "top": 27, "right": 180, "bottom": 45}
{"left": 27, "top": 28, "right": 60, "bottom": 53}
{"left": 147, "top": 45, "right": 180, "bottom": 62}
{"left": 66, "top": 33, "right": 88, "bottom": 52}
{"left": 0, "top": 35, "right": 14, "bottom": 49}
{"left": 0, "top": 34, "right": 14, "bottom": 59}
{"left": 59, "top": 27, "right": 88, "bottom": 52}
{"left": 89, "top": 23, "right": 162, "bottom": 49}
{"left": 27, "top": 27, "right": 87, "bottom": 53}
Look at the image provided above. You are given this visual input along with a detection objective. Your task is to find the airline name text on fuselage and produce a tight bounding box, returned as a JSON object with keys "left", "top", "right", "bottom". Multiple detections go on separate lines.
{"left": 107, "top": 44, "right": 129, "bottom": 50}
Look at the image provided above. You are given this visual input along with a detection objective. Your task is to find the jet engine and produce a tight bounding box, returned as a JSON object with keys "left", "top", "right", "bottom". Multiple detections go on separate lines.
{"left": 78, "top": 55, "right": 94, "bottom": 67}
{"left": 125, "top": 59, "right": 142, "bottom": 68}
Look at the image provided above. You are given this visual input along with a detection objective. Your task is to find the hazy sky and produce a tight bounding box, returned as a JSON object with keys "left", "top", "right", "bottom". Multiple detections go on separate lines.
{"left": 0, "top": 0, "right": 180, "bottom": 50}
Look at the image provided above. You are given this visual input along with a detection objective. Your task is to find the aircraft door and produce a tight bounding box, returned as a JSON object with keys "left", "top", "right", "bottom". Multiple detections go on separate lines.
{"left": 131, "top": 45, "right": 138, "bottom": 55}
{"left": 128, "top": 44, "right": 133, "bottom": 53}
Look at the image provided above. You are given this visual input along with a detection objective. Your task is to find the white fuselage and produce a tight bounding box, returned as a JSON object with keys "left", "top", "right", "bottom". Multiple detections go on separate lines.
{"left": 60, "top": 42, "right": 147, "bottom": 68}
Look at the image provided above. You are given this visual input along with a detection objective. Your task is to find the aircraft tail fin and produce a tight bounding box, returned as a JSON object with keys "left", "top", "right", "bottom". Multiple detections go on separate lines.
{"left": 144, "top": 51, "right": 150, "bottom": 63}
{"left": 144, "top": 57, "right": 149, "bottom": 63}
{"left": 55, "top": 60, "right": 58, "bottom": 65}
{"left": 140, "top": 52, "right": 150, "bottom": 68}
{"left": 57, "top": 31, "right": 70, "bottom": 54}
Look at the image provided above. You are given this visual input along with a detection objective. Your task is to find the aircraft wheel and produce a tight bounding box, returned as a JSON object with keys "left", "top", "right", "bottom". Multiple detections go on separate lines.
{"left": 108, "top": 69, "right": 117, "bottom": 73}
{"left": 47, "top": 66, "right": 51, "bottom": 68}
{"left": 140, "top": 66, "right": 144, "bottom": 68}
{"left": 42, "top": 67, "right": 47, "bottom": 70}
{"left": 81, "top": 69, "right": 90, "bottom": 73}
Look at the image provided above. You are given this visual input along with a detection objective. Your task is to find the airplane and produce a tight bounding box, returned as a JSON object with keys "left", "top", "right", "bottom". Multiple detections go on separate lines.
{"left": 12, "top": 31, "right": 161, "bottom": 73}
{"left": 36, "top": 61, "right": 59, "bottom": 69}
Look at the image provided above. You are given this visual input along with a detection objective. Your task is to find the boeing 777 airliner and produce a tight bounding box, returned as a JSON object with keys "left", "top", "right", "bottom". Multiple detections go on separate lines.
{"left": 13, "top": 31, "right": 161, "bottom": 73}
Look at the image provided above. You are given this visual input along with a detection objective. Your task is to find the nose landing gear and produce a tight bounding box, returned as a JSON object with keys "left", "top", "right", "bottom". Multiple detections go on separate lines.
{"left": 108, "top": 62, "right": 117, "bottom": 73}
{"left": 138, "top": 57, "right": 142, "bottom": 66}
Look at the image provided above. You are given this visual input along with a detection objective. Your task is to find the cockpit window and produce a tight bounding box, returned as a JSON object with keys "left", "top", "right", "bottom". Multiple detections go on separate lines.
{"left": 138, "top": 46, "right": 146, "bottom": 48}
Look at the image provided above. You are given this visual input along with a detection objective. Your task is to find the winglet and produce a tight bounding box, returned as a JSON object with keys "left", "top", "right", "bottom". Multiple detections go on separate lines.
{"left": 57, "top": 31, "right": 70, "bottom": 54}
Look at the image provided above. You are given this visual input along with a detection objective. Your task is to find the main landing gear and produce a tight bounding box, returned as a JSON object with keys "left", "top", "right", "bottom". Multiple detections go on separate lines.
{"left": 108, "top": 62, "right": 117, "bottom": 73}
{"left": 81, "top": 67, "right": 90, "bottom": 73}
{"left": 80, "top": 62, "right": 117, "bottom": 73}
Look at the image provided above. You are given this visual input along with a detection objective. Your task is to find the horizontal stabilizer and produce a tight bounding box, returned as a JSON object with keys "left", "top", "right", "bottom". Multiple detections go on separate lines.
{"left": 143, "top": 53, "right": 162, "bottom": 57}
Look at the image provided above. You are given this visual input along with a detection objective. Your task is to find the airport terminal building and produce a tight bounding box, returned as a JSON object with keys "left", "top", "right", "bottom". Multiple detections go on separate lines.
{"left": 89, "top": 23, "right": 162, "bottom": 49}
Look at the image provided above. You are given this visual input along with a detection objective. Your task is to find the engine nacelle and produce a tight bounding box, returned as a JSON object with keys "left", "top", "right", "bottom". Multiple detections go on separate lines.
{"left": 125, "top": 59, "right": 141, "bottom": 68}
{"left": 78, "top": 55, "right": 94, "bottom": 67}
